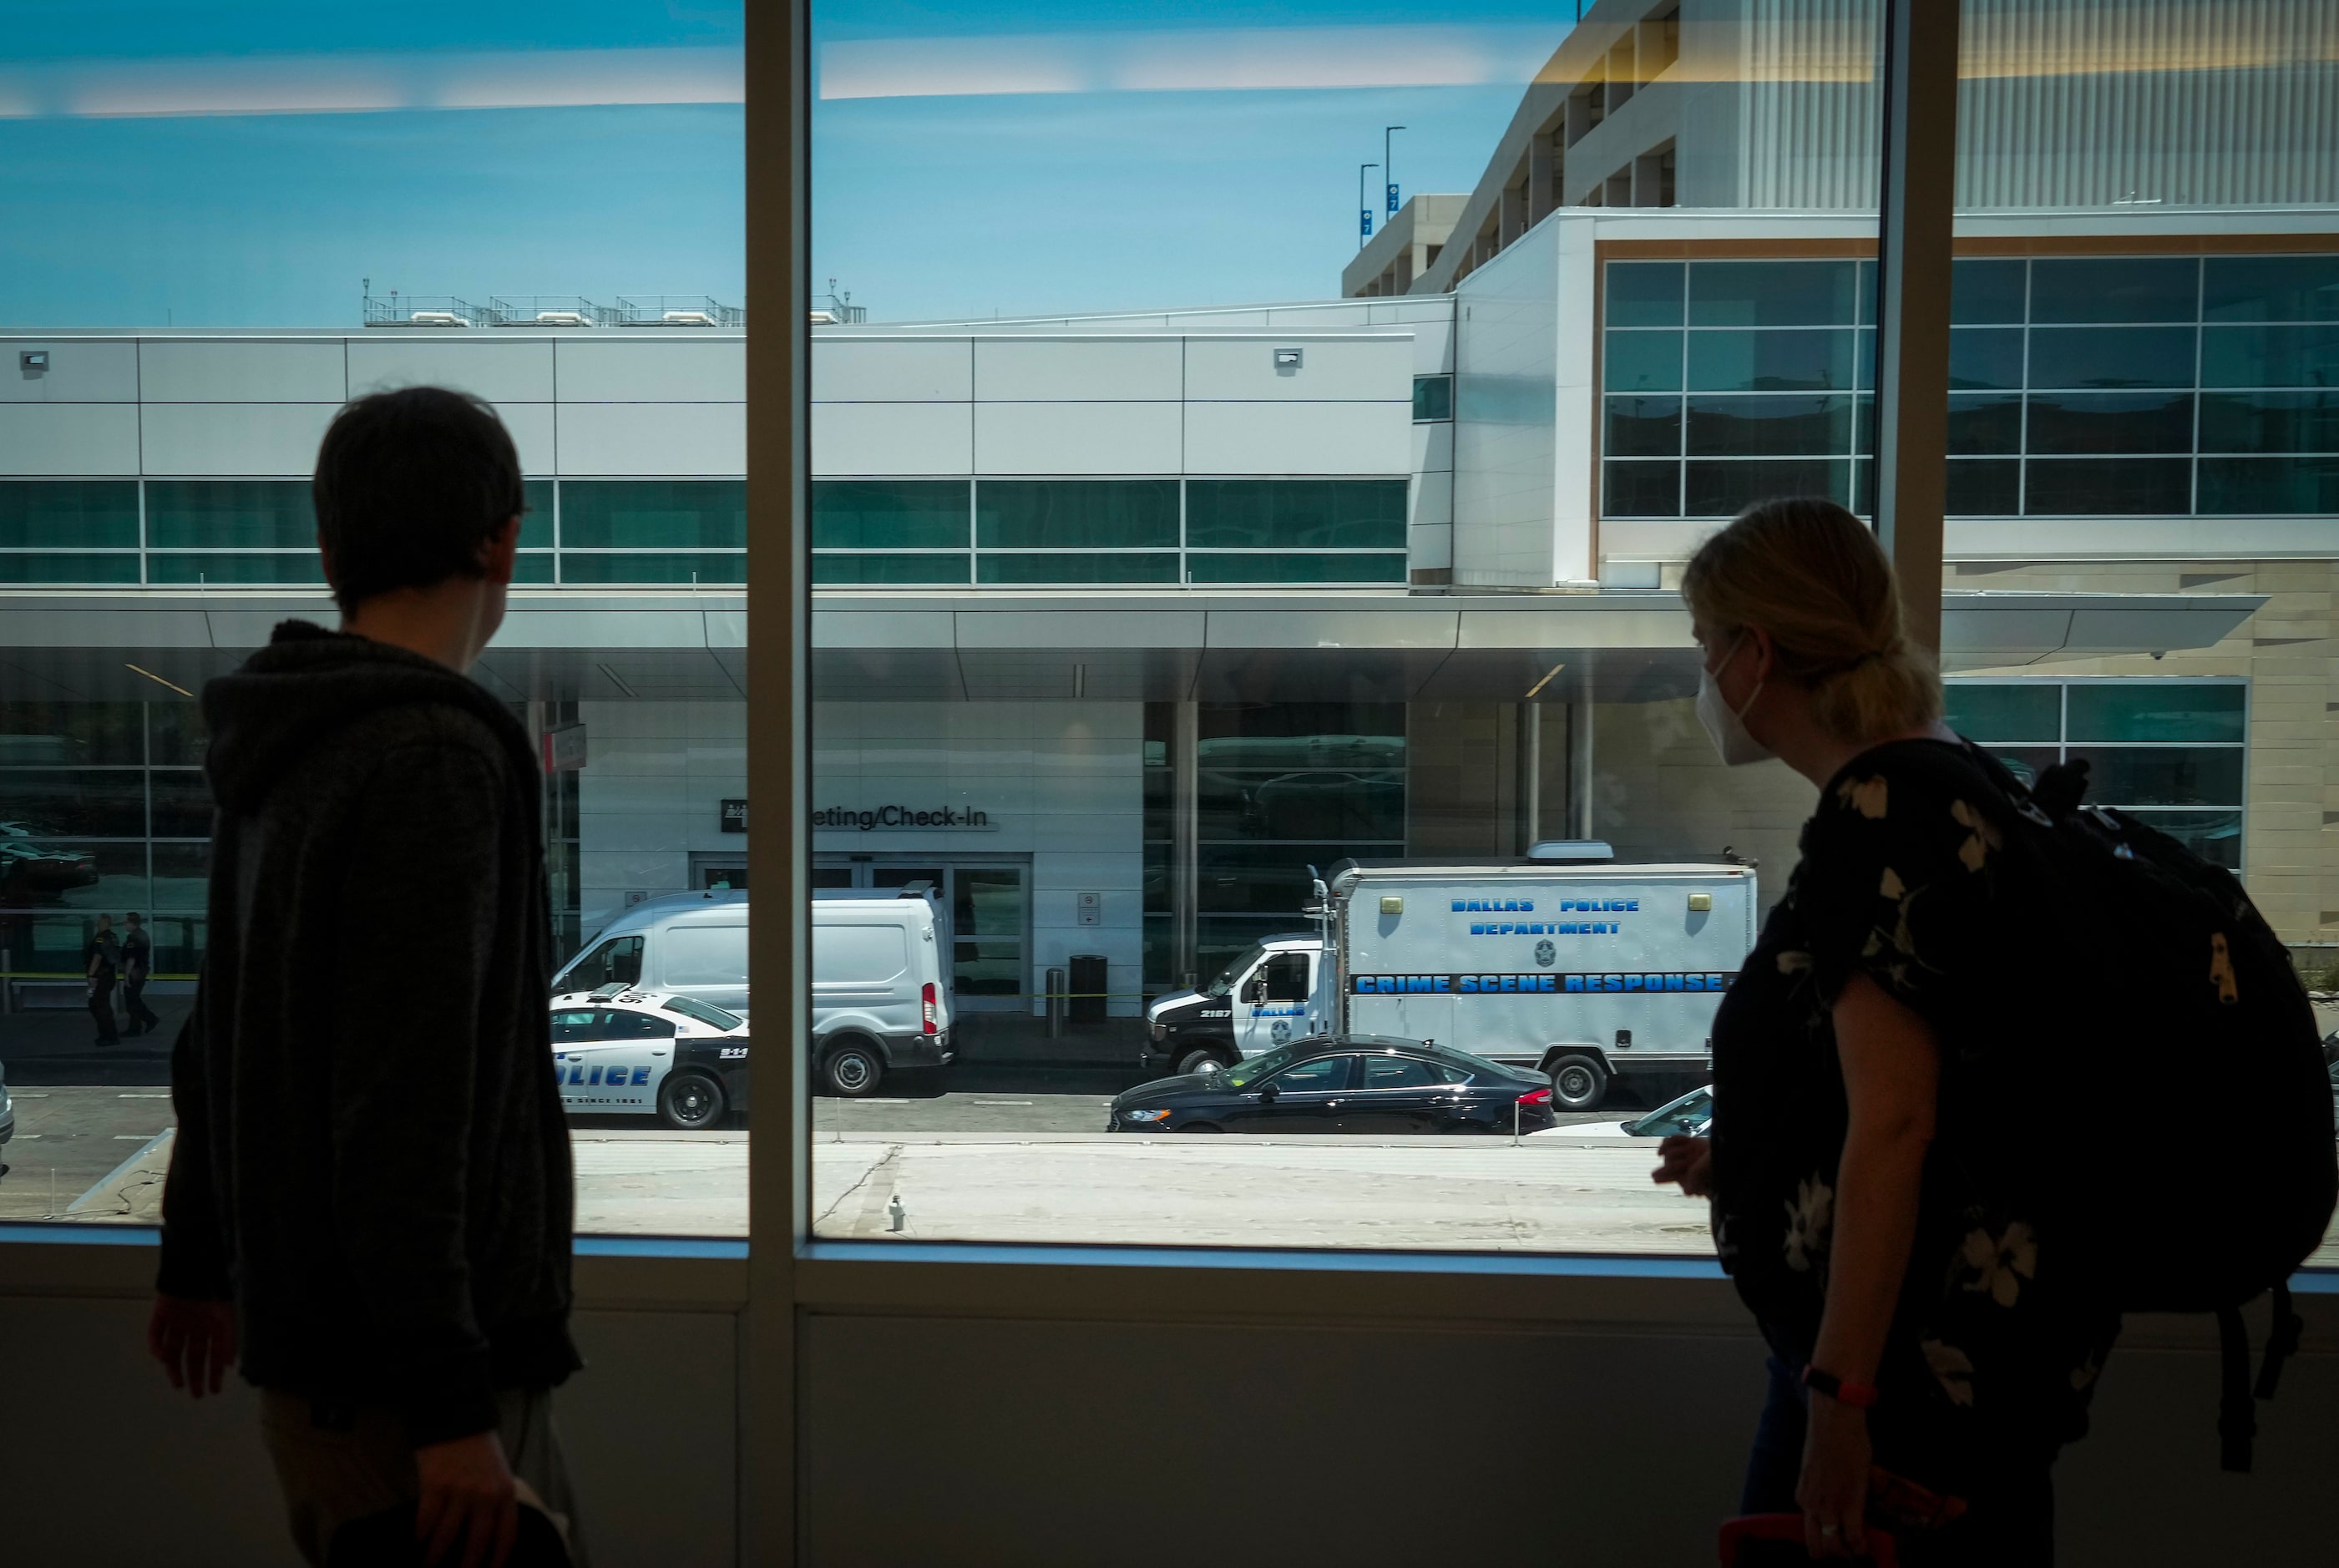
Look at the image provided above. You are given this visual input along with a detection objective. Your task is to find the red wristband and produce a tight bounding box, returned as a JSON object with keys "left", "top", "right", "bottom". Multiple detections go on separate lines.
{"left": 1802, "top": 1363, "right": 1881, "bottom": 1409}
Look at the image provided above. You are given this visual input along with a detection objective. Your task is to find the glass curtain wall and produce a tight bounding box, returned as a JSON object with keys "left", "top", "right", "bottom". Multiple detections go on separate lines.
{"left": 804, "top": 0, "right": 1893, "bottom": 1252}
{"left": 0, "top": 4, "right": 747, "bottom": 1235}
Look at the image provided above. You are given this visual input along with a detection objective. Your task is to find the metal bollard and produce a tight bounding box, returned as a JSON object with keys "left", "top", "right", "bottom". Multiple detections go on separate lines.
{"left": 1045, "top": 965, "right": 1066, "bottom": 1038}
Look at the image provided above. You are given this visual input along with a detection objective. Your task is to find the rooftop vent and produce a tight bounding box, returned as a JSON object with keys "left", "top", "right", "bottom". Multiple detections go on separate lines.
{"left": 1527, "top": 840, "right": 1614, "bottom": 862}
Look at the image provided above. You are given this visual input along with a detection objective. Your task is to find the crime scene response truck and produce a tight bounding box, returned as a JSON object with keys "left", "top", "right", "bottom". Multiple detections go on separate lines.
{"left": 1142, "top": 847, "right": 1758, "bottom": 1110}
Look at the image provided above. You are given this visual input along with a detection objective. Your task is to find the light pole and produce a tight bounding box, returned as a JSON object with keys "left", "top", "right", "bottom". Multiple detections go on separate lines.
{"left": 1385, "top": 125, "right": 1405, "bottom": 217}
{"left": 1358, "top": 162, "right": 1379, "bottom": 247}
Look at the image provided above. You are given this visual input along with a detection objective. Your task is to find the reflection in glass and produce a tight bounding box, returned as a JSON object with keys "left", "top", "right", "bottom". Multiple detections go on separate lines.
{"left": 1944, "top": 460, "right": 2021, "bottom": 516}
{"left": 2023, "top": 458, "right": 2190, "bottom": 515}
{"left": 145, "top": 480, "right": 314, "bottom": 549}
{"left": 1687, "top": 330, "right": 1854, "bottom": 392}
{"left": 2027, "top": 257, "right": 2199, "bottom": 324}
{"left": 2066, "top": 684, "right": 2245, "bottom": 744}
{"left": 2065, "top": 746, "right": 2245, "bottom": 807}
{"left": 1686, "top": 458, "right": 1849, "bottom": 518}
{"left": 1607, "top": 262, "right": 1686, "bottom": 326}
{"left": 0, "top": 482, "right": 139, "bottom": 549}
{"left": 2027, "top": 326, "right": 2197, "bottom": 390}
{"left": 1606, "top": 397, "right": 1683, "bottom": 458}
{"left": 2025, "top": 392, "right": 2194, "bottom": 455}
{"left": 1685, "top": 395, "right": 1850, "bottom": 458}
{"left": 2197, "top": 457, "right": 2339, "bottom": 514}
{"left": 1604, "top": 331, "right": 1683, "bottom": 392}
{"left": 1688, "top": 260, "right": 1859, "bottom": 326}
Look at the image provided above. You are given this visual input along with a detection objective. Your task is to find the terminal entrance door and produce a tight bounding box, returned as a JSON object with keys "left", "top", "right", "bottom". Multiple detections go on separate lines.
{"left": 813, "top": 855, "right": 1031, "bottom": 1014}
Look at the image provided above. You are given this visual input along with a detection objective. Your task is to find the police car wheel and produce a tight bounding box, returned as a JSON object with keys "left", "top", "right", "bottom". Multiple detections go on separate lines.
{"left": 1547, "top": 1055, "right": 1608, "bottom": 1111}
{"left": 823, "top": 1041, "right": 884, "bottom": 1098}
{"left": 1175, "top": 1046, "right": 1231, "bottom": 1077}
{"left": 657, "top": 1071, "right": 727, "bottom": 1130}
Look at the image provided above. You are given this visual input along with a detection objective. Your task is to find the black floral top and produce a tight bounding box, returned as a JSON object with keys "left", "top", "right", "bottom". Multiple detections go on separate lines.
{"left": 1710, "top": 739, "right": 2119, "bottom": 1448}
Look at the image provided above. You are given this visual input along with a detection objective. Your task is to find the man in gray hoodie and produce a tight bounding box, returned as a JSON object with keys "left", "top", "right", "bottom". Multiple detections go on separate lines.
{"left": 151, "top": 387, "right": 583, "bottom": 1568}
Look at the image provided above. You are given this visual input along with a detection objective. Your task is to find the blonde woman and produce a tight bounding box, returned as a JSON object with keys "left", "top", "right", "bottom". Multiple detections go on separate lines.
{"left": 1653, "top": 498, "right": 2116, "bottom": 1565}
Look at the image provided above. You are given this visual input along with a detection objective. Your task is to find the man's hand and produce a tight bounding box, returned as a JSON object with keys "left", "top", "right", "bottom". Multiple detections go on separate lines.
{"left": 147, "top": 1293, "right": 236, "bottom": 1398}
{"left": 1651, "top": 1134, "right": 1714, "bottom": 1197}
{"left": 414, "top": 1430, "right": 519, "bottom": 1568}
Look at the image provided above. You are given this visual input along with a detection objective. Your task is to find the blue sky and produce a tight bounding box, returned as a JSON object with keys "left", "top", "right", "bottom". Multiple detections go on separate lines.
{"left": 0, "top": 2, "right": 1572, "bottom": 327}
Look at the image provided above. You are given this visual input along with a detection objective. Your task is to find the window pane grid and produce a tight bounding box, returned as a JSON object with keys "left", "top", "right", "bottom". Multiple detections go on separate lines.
{"left": 1602, "top": 255, "right": 2339, "bottom": 520}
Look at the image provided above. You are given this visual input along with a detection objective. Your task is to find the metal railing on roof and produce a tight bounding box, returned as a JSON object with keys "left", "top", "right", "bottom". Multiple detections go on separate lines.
{"left": 362, "top": 294, "right": 480, "bottom": 327}
{"left": 612, "top": 295, "right": 745, "bottom": 327}
{"left": 483, "top": 295, "right": 611, "bottom": 327}
{"left": 361, "top": 291, "right": 745, "bottom": 329}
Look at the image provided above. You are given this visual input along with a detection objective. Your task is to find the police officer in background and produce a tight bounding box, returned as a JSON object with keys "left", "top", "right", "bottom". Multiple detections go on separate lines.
{"left": 120, "top": 911, "right": 162, "bottom": 1036}
{"left": 85, "top": 912, "right": 124, "bottom": 1047}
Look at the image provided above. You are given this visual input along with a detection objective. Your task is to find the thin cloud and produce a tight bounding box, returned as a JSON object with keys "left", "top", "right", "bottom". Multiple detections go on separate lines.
{"left": 0, "top": 47, "right": 742, "bottom": 119}
{"left": 818, "top": 25, "right": 1569, "bottom": 101}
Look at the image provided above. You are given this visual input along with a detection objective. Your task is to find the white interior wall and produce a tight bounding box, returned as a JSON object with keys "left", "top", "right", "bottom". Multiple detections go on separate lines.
{"left": 7, "top": 1275, "right": 2331, "bottom": 1567}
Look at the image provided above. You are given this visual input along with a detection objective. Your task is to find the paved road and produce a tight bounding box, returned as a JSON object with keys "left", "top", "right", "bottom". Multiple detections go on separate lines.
{"left": 0, "top": 1084, "right": 178, "bottom": 1220}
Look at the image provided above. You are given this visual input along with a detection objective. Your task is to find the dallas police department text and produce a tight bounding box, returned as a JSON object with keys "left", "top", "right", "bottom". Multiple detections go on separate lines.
{"left": 811, "top": 805, "right": 995, "bottom": 832}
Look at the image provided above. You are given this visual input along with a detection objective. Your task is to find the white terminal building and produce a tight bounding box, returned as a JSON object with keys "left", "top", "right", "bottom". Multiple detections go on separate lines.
{"left": 2, "top": 0, "right": 2334, "bottom": 1042}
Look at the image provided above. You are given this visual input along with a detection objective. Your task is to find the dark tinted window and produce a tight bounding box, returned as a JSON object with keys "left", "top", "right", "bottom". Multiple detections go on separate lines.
{"left": 2026, "top": 393, "right": 2195, "bottom": 455}
{"left": 559, "top": 480, "right": 747, "bottom": 549}
{"left": 1606, "top": 261, "right": 1684, "bottom": 327}
{"left": 1605, "top": 397, "right": 1681, "bottom": 457}
{"left": 568, "top": 934, "right": 642, "bottom": 989}
{"left": 812, "top": 553, "right": 971, "bottom": 585}
{"left": 977, "top": 479, "right": 1177, "bottom": 548}
{"left": 1412, "top": 374, "right": 1453, "bottom": 422}
{"left": 0, "top": 481, "right": 139, "bottom": 549}
{"left": 145, "top": 480, "right": 314, "bottom": 549}
{"left": 1266, "top": 1055, "right": 1353, "bottom": 1091}
{"left": 2028, "top": 257, "right": 2198, "bottom": 323}
{"left": 600, "top": 1008, "right": 678, "bottom": 1039}
{"left": 2202, "top": 255, "right": 2339, "bottom": 322}
{"left": 1949, "top": 259, "right": 2027, "bottom": 325}
{"left": 2027, "top": 327, "right": 2195, "bottom": 389}
{"left": 550, "top": 1009, "right": 600, "bottom": 1044}
{"left": 1186, "top": 481, "right": 1406, "bottom": 549}
{"left": 812, "top": 480, "right": 970, "bottom": 548}
{"left": 1688, "top": 260, "right": 1858, "bottom": 326}
{"left": 1361, "top": 1055, "right": 1441, "bottom": 1090}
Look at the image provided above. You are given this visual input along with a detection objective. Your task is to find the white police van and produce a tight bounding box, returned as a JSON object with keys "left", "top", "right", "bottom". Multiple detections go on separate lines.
{"left": 549, "top": 985, "right": 751, "bottom": 1130}
{"left": 1143, "top": 847, "right": 1756, "bottom": 1111}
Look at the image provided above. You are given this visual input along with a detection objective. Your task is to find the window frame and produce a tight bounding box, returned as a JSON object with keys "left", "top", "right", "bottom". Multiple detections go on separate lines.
{"left": 30, "top": 13, "right": 2334, "bottom": 1568}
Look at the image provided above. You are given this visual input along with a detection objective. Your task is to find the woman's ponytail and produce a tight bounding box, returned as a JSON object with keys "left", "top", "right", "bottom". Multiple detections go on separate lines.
{"left": 1681, "top": 497, "right": 1942, "bottom": 746}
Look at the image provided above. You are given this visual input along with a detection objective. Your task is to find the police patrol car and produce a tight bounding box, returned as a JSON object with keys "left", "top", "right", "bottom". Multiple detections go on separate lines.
{"left": 549, "top": 984, "right": 751, "bottom": 1130}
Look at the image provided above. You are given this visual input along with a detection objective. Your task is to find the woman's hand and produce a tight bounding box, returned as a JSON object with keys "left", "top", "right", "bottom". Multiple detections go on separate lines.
{"left": 1796, "top": 1395, "right": 1872, "bottom": 1557}
{"left": 1651, "top": 1134, "right": 1714, "bottom": 1196}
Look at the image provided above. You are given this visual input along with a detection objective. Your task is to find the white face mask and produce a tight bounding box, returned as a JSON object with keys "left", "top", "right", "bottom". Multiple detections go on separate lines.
{"left": 1695, "top": 632, "right": 1775, "bottom": 766}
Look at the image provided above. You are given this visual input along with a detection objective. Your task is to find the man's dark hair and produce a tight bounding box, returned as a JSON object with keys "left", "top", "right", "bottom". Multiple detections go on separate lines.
{"left": 313, "top": 387, "right": 524, "bottom": 613}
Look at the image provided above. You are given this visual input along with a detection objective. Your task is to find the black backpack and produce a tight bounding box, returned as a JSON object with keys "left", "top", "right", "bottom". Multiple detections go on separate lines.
{"left": 1967, "top": 743, "right": 2336, "bottom": 1469}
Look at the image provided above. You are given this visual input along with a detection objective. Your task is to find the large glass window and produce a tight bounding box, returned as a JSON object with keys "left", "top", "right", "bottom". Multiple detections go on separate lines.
{"left": 1602, "top": 252, "right": 2339, "bottom": 522}
{"left": 1946, "top": 680, "right": 2249, "bottom": 869}
{"left": 1, "top": 5, "right": 747, "bottom": 1237}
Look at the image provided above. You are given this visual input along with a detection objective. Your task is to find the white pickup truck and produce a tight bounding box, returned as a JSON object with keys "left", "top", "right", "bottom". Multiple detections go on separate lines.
{"left": 1142, "top": 851, "right": 1757, "bottom": 1110}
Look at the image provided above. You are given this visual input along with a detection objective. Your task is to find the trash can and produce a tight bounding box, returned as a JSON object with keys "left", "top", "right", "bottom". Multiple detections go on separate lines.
{"left": 1070, "top": 953, "right": 1109, "bottom": 1024}
{"left": 1045, "top": 965, "right": 1067, "bottom": 1038}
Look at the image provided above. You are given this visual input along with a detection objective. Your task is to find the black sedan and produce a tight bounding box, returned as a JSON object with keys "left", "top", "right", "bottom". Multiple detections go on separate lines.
{"left": 1106, "top": 1034, "right": 1558, "bottom": 1136}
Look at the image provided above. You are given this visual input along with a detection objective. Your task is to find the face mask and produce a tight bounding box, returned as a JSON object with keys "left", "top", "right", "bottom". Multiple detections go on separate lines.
{"left": 1696, "top": 633, "right": 1775, "bottom": 766}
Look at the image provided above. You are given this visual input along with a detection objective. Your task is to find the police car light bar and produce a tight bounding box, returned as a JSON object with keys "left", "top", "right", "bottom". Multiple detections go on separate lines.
{"left": 1527, "top": 840, "right": 1615, "bottom": 861}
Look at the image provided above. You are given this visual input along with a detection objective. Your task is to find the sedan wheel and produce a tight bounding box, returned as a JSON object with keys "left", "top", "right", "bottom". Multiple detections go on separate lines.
{"left": 657, "top": 1071, "right": 727, "bottom": 1130}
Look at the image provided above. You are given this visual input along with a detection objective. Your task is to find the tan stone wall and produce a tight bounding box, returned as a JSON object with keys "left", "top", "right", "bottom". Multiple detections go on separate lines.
{"left": 1949, "top": 559, "right": 2339, "bottom": 948}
